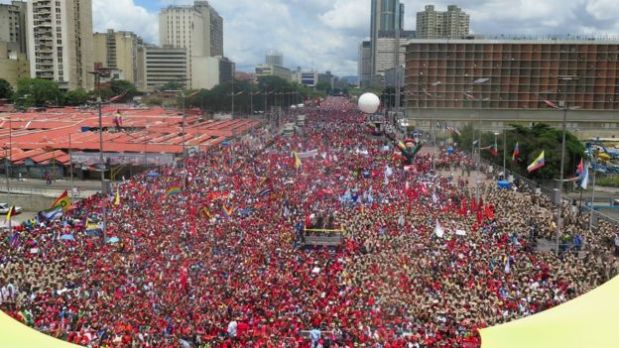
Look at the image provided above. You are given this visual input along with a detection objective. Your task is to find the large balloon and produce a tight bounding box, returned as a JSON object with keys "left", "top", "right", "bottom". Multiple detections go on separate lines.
{"left": 358, "top": 93, "right": 380, "bottom": 114}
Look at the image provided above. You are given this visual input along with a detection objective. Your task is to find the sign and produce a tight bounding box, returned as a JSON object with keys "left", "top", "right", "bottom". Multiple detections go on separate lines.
{"left": 71, "top": 152, "right": 176, "bottom": 166}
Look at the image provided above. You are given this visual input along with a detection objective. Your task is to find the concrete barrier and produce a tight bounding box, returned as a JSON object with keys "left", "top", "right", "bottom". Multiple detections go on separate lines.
{"left": 0, "top": 193, "right": 57, "bottom": 212}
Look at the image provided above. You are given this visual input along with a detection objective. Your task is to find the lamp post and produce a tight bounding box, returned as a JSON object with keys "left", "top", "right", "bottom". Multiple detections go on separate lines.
{"left": 544, "top": 75, "right": 580, "bottom": 253}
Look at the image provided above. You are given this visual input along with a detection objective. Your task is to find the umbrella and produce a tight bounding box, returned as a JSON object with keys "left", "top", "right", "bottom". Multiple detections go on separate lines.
{"left": 59, "top": 234, "right": 75, "bottom": 241}
{"left": 106, "top": 237, "right": 120, "bottom": 244}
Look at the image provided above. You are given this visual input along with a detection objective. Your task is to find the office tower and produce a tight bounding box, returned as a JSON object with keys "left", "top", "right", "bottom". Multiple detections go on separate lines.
{"left": 159, "top": 1, "right": 223, "bottom": 89}
{"left": 144, "top": 46, "right": 188, "bottom": 92}
{"left": 0, "top": 1, "right": 27, "bottom": 56}
{"left": 370, "top": 0, "right": 405, "bottom": 81}
{"left": 358, "top": 41, "right": 372, "bottom": 87}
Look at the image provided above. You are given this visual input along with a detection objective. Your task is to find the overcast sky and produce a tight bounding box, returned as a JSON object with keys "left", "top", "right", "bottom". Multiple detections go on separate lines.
{"left": 4, "top": 0, "right": 619, "bottom": 76}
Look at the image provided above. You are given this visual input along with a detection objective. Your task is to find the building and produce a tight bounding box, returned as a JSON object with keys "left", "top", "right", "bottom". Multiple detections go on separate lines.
{"left": 370, "top": 0, "right": 405, "bottom": 81}
{"left": 266, "top": 51, "right": 283, "bottom": 66}
{"left": 358, "top": 41, "right": 372, "bottom": 87}
{"left": 93, "top": 29, "right": 145, "bottom": 90}
{"left": 416, "top": 5, "right": 469, "bottom": 39}
{"left": 144, "top": 46, "right": 188, "bottom": 91}
{"left": 294, "top": 71, "right": 318, "bottom": 87}
{"left": 374, "top": 37, "right": 407, "bottom": 80}
{"left": 255, "top": 64, "right": 292, "bottom": 81}
{"left": 26, "top": 0, "right": 94, "bottom": 90}
{"left": 0, "top": 1, "right": 27, "bottom": 56}
{"left": 159, "top": 0, "right": 223, "bottom": 89}
{"left": 404, "top": 39, "right": 619, "bottom": 131}
{"left": 0, "top": 41, "right": 29, "bottom": 88}
{"left": 192, "top": 56, "right": 235, "bottom": 90}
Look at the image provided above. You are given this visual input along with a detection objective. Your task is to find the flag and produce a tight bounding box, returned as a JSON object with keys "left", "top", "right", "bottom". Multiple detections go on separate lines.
{"left": 39, "top": 207, "right": 63, "bottom": 221}
{"left": 223, "top": 205, "right": 235, "bottom": 217}
{"left": 446, "top": 127, "right": 461, "bottom": 136}
{"left": 512, "top": 142, "right": 520, "bottom": 161}
{"left": 258, "top": 188, "right": 271, "bottom": 197}
{"left": 576, "top": 158, "right": 584, "bottom": 176}
{"left": 165, "top": 186, "right": 182, "bottom": 197}
{"left": 490, "top": 140, "right": 498, "bottom": 157}
{"left": 527, "top": 151, "right": 545, "bottom": 173}
{"left": 504, "top": 256, "right": 512, "bottom": 274}
{"left": 434, "top": 220, "right": 445, "bottom": 238}
{"left": 6, "top": 206, "right": 14, "bottom": 222}
{"left": 293, "top": 152, "right": 302, "bottom": 169}
{"left": 579, "top": 162, "right": 590, "bottom": 190}
{"left": 114, "top": 187, "right": 120, "bottom": 206}
{"left": 51, "top": 190, "right": 72, "bottom": 211}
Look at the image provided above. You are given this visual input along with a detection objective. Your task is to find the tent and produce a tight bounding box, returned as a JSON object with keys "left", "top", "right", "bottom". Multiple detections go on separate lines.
{"left": 0, "top": 310, "right": 82, "bottom": 347}
{"left": 481, "top": 275, "right": 619, "bottom": 348}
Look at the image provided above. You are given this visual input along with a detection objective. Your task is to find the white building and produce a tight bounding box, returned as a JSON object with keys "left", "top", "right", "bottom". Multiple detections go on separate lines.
{"left": 159, "top": 0, "right": 223, "bottom": 89}
{"left": 26, "top": 0, "right": 94, "bottom": 90}
{"left": 144, "top": 46, "right": 188, "bottom": 92}
{"left": 374, "top": 37, "right": 405, "bottom": 79}
{"left": 192, "top": 56, "right": 235, "bottom": 90}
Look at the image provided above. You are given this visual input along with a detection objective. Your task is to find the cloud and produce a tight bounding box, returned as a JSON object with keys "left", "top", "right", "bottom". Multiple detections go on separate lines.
{"left": 9, "top": 0, "right": 619, "bottom": 76}
{"left": 92, "top": 0, "right": 158, "bottom": 43}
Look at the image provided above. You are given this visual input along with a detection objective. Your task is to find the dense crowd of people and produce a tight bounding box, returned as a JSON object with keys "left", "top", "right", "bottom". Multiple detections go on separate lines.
{"left": 0, "top": 97, "right": 617, "bottom": 347}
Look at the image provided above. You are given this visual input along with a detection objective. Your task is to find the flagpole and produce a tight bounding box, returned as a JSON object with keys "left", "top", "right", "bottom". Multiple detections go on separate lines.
{"left": 589, "top": 165, "right": 597, "bottom": 233}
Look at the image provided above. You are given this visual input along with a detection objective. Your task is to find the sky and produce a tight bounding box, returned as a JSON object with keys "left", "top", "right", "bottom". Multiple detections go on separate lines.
{"left": 5, "top": 0, "right": 619, "bottom": 76}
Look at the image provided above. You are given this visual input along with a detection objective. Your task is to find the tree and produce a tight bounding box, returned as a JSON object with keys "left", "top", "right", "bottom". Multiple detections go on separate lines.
{"left": 14, "top": 78, "right": 63, "bottom": 107}
{"left": 64, "top": 88, "right": 90, "bottom": 106}
{"left": 454, "top": 122, "right": 585, "bottom": 181}
{"left": 160, "top": 81, "right": 184, "bottom": 91}
{"left": 0, "top": 79, "right": 13, "bottom": 99}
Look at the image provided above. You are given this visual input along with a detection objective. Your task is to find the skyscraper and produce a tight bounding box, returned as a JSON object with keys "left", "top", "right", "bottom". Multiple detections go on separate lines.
{"left": 370, "top": 0, "right": 405, "bottom": 83}
{"left": 159, "top": 1, "right": 224, "bottom": 89}
{"left": 358, "top": 41, "right": 372, "bottom": 87}
{"left": 26, "top": 0, "right": 94, "bottom": 90}
{"left": 416, "top": 5, "right": 469, "bottom": 39}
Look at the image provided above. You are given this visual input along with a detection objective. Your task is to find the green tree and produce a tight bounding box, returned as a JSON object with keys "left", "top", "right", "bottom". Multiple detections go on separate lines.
{"left": 14, "top": 78, "right": 63, "bottom": 107}
{"left": 454, "top": 122, "right": 585, "bottom": 181}
{"left": 64, "top": 88, "right": 90, "bottom": 106}
{"left": 160, "top": 81, "right": 184, "bottom": 91}
{"left": 0, "top": 79, "right": 13, "bottom": 99}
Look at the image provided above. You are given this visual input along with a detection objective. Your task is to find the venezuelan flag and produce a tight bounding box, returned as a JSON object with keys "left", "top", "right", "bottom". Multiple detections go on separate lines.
{"left": 165, "top": 186, "right": 182, "bottom": 197}
{"left": 527, "top": 151, "right": 545, "bottom": 173}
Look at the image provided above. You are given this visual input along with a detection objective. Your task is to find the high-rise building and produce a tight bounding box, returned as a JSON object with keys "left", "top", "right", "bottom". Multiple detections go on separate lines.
{"left": 192, "top": 56, "right": 235, "bottom": 90}
{"left": 358, "top": 41, "right": 372, "bottom": 87}
{"left": 404, "top": 39, "right": 619, "bottom": 126}
{"left": 144, "top": 46, "right": 188, "bottom": 92}
{"left": 416, "top": 5, "right": 469, "bottom": 39}
{"left": 370, "top": 0, "right": 406, "bottom": 82}
{"left": 374, "top": 37, "right": 407, "bottom": 83}
{"left": 159, "top": 0, "right": 223, "bottom": 89}
{"left": 266, "top": 51, "right": 283, "bottom": 66}
{"left": 0, "top": 1, "right": 27, "bottom": 56}
{"left": 93, "top": 29, "right": 145, "bottom": 90}
{"left": 26, "top": 0, "right": 94, "bottom": 90}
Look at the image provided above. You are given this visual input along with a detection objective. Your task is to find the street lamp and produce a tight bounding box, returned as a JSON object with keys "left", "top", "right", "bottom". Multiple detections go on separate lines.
{"left": 544, "top": 75, "right": 580, "bottom": 254}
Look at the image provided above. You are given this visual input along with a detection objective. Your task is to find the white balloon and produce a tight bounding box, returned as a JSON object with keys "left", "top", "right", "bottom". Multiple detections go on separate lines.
{"left": 358, "top": 93, "right": 380, "bottom": 114}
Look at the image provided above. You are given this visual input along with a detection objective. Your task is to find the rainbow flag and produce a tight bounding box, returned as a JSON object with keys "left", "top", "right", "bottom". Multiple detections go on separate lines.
{"left": 165, "top": 186, "right": 182, "bottom": 197}
{"left": 51, "top": 190, "right": 72, "bottom": 211}
{"left": 527, "top": 151, "right": 545, "bottom": 173}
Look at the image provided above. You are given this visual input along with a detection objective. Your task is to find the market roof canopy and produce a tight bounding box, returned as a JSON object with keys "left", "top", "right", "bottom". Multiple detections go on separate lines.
{"left": 481, "top": 275, "right": 619, "bottom": 348}
{"left": 0, "top": 310, "right": 82, "bottom": 348}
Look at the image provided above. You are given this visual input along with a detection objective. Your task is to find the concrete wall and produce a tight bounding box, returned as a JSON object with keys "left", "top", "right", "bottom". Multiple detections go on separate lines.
{"left": 0, "top": 193, "right": 55, "bottom": 212}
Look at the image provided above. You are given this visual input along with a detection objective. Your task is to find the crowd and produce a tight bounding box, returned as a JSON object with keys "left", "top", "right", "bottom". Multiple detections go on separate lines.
{"left": 0, "top": 97, "right": 617, "bottom": 347}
